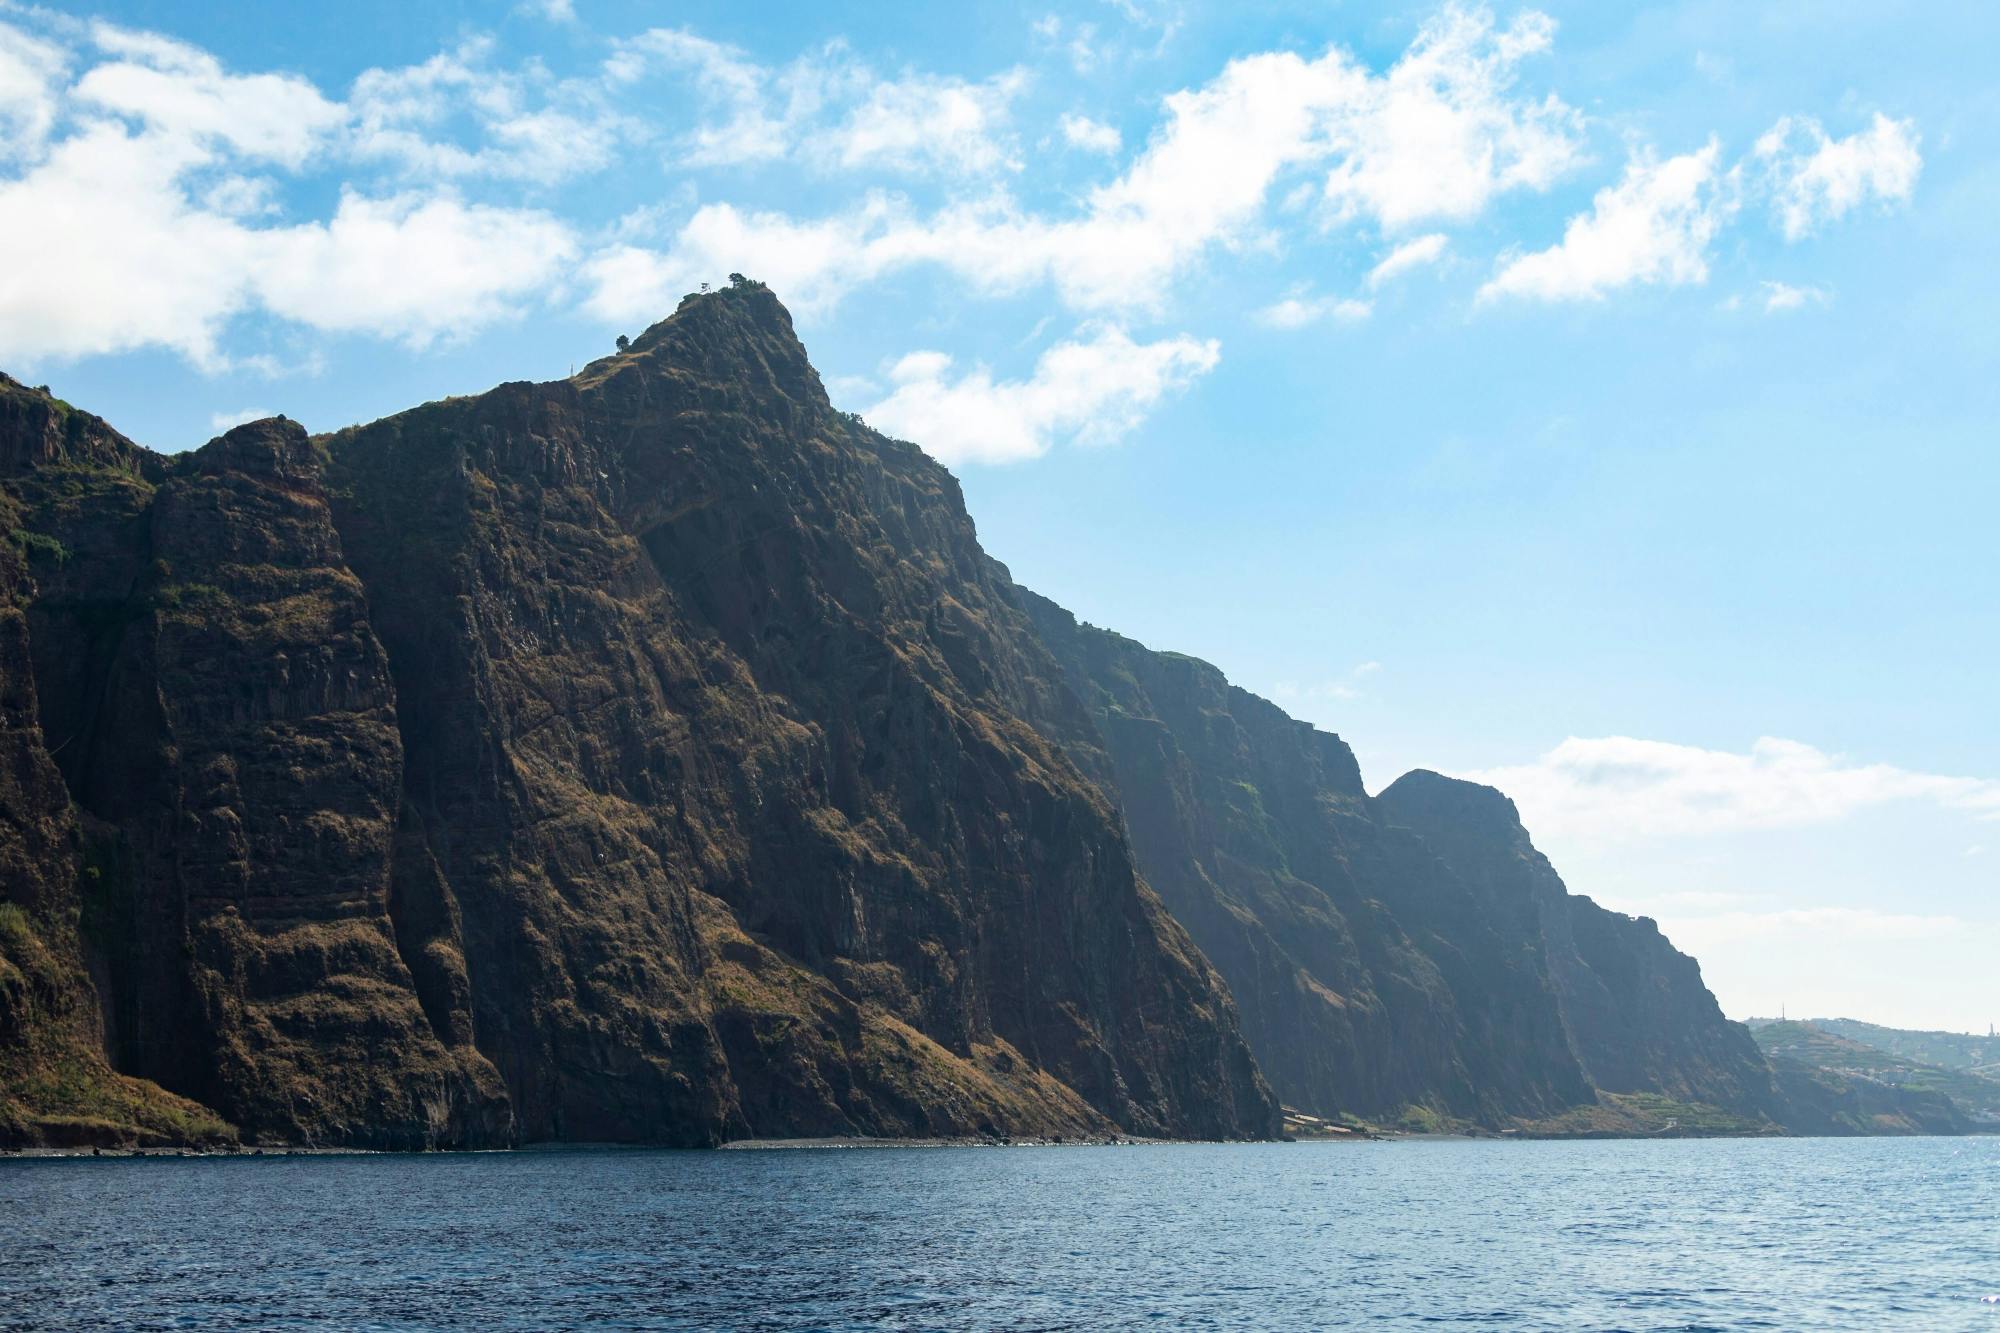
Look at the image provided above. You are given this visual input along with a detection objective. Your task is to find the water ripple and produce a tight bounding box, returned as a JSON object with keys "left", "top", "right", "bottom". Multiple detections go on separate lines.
{"left": 4, "top": 1137, "right": 1999, "bottom": 1329}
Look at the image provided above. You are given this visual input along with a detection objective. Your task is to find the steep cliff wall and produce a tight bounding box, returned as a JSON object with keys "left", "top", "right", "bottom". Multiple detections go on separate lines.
{"left": 1024, "top": 595, "right": 1795, "bottom": 1131}
{"left": 1022, "top": 595, "right": 1595, "bottom": 1126}
{"left": 1375, "top": 771, "right": 1777, "bottom": 1119}
{"left": 0, "top": 282, "right": 1951, "bottom": 1146}
{"left": 0, "top": 287, "right": 1274, "bottom": 1148}
{"left": 0, "top": 380, "right": 231, "bottom": 1148}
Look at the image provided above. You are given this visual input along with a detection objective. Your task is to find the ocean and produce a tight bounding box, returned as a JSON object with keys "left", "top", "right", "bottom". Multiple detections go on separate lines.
{"left": 5, "top": 1136, "right": 1997, "bottom": 1329}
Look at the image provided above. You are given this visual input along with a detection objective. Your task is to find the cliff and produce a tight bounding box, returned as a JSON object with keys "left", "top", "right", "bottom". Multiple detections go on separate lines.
{"left": 1374, "top": 771, "right": 1777, "bottom": 1119}
{"left": 0, "top": 385, "right": 233, "bottom": 1148}
{"left": 1023, "top": 597, "right": 1787, "bottom": 1132}
{"left": 0, "top": 281, "right": 1953, "bottom": 1147}
{"left": 0, "top": 285, "right": 1274, "bottom": 1148}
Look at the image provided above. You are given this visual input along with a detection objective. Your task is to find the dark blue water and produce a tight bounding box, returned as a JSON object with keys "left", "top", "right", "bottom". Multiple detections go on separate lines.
{"left": 5, "top": 1137, "right": 1998, "bottom": 1329}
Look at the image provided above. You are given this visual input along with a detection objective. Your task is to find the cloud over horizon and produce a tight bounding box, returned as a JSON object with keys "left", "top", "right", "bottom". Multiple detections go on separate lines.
{"left": 1464, "top": 734, "right": 2000, "bottom": 843}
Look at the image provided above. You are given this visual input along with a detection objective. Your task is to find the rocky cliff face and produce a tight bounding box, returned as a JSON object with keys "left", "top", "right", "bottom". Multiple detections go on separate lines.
{"left": 1023, "top": 596, "right": 1782, "bottom": 1131}
{"left": 0, "top": 286, "right": 1274, "bottom": 1148}
{"left": 0, "top": 282, "right": 1942, "bottom": 1147}
{"left": 0, "top": 383, "right": 231, "bottom": 1148}
{"left": 1373, "top": 771, "right": 1777, "bottom": 1118}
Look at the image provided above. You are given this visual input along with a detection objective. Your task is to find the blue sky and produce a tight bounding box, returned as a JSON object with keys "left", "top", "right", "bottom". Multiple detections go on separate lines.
{"left": 3, "top": 0, "right": 1995, "bottom": 1031}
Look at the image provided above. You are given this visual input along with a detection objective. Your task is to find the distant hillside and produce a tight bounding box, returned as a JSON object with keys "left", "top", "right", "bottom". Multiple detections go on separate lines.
{"left": 1809, "top": 1019, "right": 2000, "bottom": 1079}
{"left": 1751, "top": 1021, "right": 2000, "bottom": 1125}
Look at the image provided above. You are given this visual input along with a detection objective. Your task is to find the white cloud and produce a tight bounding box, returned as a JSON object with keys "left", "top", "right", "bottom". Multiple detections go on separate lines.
{"left": 582, "top": 198, "right": 900, "bottom": 319}
{"left": 0, "top": 109, "right": 573, "bottom": 369}
{"left": 1758, "top": 112, "right": 1920, "bottom": 241}
{"left": 518, "top": 0, "right": 576, "bottom": 21}
{"left": 252, "top": 191, "right": 576, "bottom": 345}
{"left": 349, "top": 39, "right": 631, "bottom": 184}
{"left": 1465, "top": 735, "right": 2000, "bottom": 842}
{"left": 1758, "top": 279, "right": 1829, "bottom": 312}
{"left": 0, "top": 18, "right": 583, "bottom": 370}
{"left": 609, "top": 28, "right": 813, "bottom": 166}
{"left": 1059, "top": 112, "right": 1121, "bottom": 155}
{"left": 823, "top": 372, "right": 879, "bottom": 403}
{"left": 0, "top": 20, "right": 67, "bottom": 162}
{"left": 0, "top": 7, "right": 1931, "bottom": 379}
{"left": 76, "top": 21, "right": 344, "bottom": 168}
{"left": 1366, "top": 232, "right": 1448, "bottom": 288}
{"left": 1256, "top": 292, "right": 1372, "bottom": 329}
{"left": 611, "top": 32, "right": 1025, "bottom": 179}
{"left": 589, "top": 6, "right": 1582, "bottom": 318}
{"left": 209, "top": 407, "right": 272, "bottom": 432}
{"left": 0, "top": 121, "right": 269, "bottom": 369}
{"left": 827, "top": 70, "right": 1026, "bottom": 175}
{"left": 1479, "top": 143, "right": 1731, "bottom": 303}
{"left": 1318, "top": 5, "right": 1583, "bottom": 229}
{"left": 858, "top": 325, "right": 1218, "bottom": 465}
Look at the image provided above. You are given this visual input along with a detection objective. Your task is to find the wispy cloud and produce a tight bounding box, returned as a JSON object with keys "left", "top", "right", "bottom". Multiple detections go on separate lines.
{"left": 858, "top": 324, "right": 1218, "bottom": 465}
{"left": 589, "top": 6, "right": 1584, "bottom": 320}
{"left": 1480, "top": 143, "right": 1732, "bottom": 303}
{"left": 0, "top": 3, "right": 1929, "bottom": 410}
{"left": 1271, "top": 661, "right": 1382, "bottom": 707}
{"left": 208, "top": 406, "right": 271, "bottom": 432}
{"left": 1059, "top": 112, "right": 1121, "bottom": 155}
{"left": 1757, "top": 112, "right": 1921, "bottom": 241}
{"left": 1366, "top": 232, "right": 1448, "bottom": 288}
{"left": 1256, "top": 291, "right": 1372, "bottom": 329}
{"left": 1483, "top": 111, "right": 1921, "bottom": 306}
{"left": 517, "top": 0, "right": 576, "bottom": 21}
{"left": 1465, "top": 735, "right": 2000, "bottom": 842}
{"left": 1757, "top": 279, "right": 1830, "bottom": 312}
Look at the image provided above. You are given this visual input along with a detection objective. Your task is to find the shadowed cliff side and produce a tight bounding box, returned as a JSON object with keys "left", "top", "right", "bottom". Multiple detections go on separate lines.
{"left": 1021, "top": 593, "right": 1595, "bottom": 1128}
{"left": 0, "top": 379, "right": 233, "bottom": 1148}
{"left": 1374, "top": 771, "right": 1777, "bottom": 1119}
{"left": 1020, "top": 596, "right": 1973, "bottom": 1136}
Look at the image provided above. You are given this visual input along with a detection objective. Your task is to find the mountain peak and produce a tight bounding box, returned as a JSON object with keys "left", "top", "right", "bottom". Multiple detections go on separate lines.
{"left": 192, "top": 415, "right": 314, "bottom": 483}
{"left": 1376, "top": 768, "right": 1525, "bottom": 839}
{"left": 581, "top": 276, "right": 827, "bottom": 412}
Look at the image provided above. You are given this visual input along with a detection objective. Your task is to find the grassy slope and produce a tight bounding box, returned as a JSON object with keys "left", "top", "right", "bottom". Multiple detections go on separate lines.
{"left": 1752, "top": 1020, "right": 2000, "bottom": 1119}
{"left": 1807, "top": 1018, "right": 2000, "bottom": 1080}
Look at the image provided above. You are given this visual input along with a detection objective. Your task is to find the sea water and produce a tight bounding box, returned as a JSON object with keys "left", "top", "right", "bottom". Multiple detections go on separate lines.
{"left": 5, "top": 1136, "right": 1998, "bottom": 1329}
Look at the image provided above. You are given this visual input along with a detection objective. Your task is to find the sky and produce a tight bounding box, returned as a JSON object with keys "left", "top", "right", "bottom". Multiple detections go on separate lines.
{"left": 2, "top": 0, "right": 1995, "bottom": 1033}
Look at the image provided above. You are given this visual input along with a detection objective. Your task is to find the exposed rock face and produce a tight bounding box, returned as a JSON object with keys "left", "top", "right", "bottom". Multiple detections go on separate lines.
{"left": 0, "top": 284, "right": 1949, "bottom": 1146}
{"left": 1374, "top": 771, "right": 1776, "bottom": 1118}
{"left": 0, "top": 288, "right": 1274, "bottom": 1147}
{"left": 1023, "top": 596, "right": 1782, "bottom": 1130}
{"left": 0, "top": 381, "right": 230, "bottom": 1148}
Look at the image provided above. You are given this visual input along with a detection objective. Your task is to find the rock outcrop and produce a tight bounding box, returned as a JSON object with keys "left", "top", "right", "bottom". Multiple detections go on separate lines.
{"left": 0, "top": 285, "right": 1274, "bottom": 1148}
